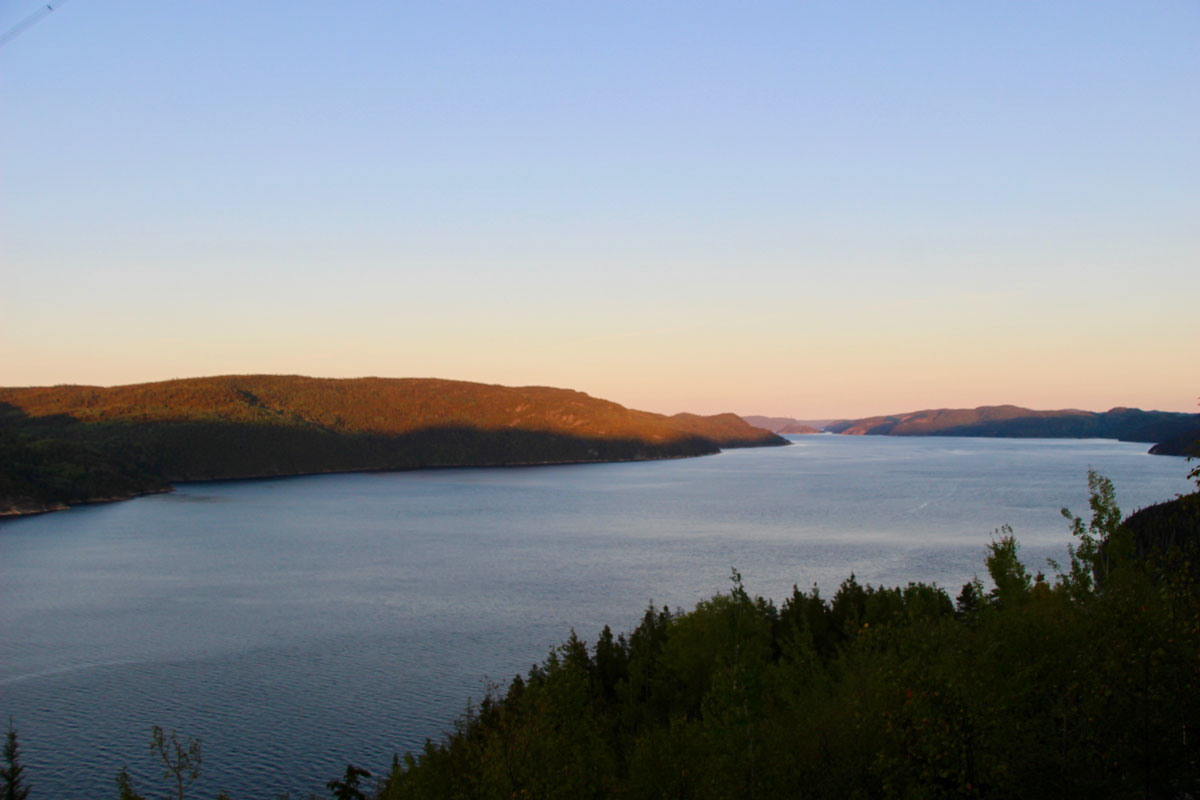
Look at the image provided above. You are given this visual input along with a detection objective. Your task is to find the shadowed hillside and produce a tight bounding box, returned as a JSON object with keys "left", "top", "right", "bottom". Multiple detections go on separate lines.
{"left": 1149, "top": 425, "right": 1200, "bottom": 456}
{"left": 0, "top": 375, "right": 785, "bottom": 516}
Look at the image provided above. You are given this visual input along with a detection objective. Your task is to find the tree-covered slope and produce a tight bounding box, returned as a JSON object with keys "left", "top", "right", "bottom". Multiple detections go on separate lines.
{"left": 1149, "top": 425, "right": 1200, "bottom": 456}
{"left": 376, "top": 476, "right": 1200, "bottom": 800}
{"left": 0, "top": 375, "right": 785, "bottom": 515}
{"left": 0, "top": 430, "right": 169, "bottom": 515}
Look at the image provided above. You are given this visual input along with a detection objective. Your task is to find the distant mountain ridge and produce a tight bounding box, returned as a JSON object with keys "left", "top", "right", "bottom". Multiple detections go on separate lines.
{"left": 0, "top": 375, "right": 786, "bottom": 516}
{"left": 826, "top": 404, "right": 1199, "bottom": 450}
{"left": 741, "top": 415, "right": 829, "bottom": 434}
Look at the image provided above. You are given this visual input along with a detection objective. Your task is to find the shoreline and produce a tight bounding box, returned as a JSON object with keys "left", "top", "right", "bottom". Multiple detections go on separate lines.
{"left": 0, "top": 449, "right": 739, "bottom": 520}
{"left": 0, "top": 486, "right": 175, "bottom": 519}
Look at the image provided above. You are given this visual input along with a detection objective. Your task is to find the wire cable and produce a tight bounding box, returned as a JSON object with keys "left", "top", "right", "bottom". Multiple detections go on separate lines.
{"left": 0, "top": 0, "right": 73, "bottom": 48}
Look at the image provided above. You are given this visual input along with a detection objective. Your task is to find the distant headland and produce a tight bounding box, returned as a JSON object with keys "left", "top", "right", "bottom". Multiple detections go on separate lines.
{"left": 749, "top": 405, "right": 1199, "bottom": 455}
{"left": 0, "top": 375, "right": 786, "bottom": 517}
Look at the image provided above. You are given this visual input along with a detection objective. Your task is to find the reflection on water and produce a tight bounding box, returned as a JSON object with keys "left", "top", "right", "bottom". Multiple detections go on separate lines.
{"left": 0, "top": 436, "right": 1191, "bottom": 798}
{"left": 154, "top": 492, "right": 228, "bottom": 503}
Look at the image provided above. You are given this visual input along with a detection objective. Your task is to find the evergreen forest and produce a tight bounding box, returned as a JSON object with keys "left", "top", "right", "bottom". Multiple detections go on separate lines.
{"left": 371, "top": 471, "right": 1199, "bottom": 799}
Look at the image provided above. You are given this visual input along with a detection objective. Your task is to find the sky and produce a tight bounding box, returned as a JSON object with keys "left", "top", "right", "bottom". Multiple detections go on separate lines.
{"left": 1, "top": 1, "right": 1197, "bottom": 418}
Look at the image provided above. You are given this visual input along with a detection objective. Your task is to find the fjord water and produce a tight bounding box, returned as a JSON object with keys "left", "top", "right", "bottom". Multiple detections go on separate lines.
{"left": 0, "top": 436, "right": 1192, "bottom": 798}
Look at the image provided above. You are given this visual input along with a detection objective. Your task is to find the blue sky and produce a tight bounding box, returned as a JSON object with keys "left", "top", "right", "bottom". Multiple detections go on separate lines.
{"left": 2, "top": 1, "right": 1197, "bottom": 417}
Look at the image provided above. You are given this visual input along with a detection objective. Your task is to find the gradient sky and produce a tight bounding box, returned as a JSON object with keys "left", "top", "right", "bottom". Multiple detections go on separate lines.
{"left": 2, "top": 1, "right": 1197, "bottom": 418}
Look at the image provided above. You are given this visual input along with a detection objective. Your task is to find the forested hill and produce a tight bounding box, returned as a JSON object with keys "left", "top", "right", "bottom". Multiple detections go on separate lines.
{"left": 0, "top": 375, "right": 786, "bottom": 516}
{"left": 826, "top": 405, "right": 1199, "bottom": 451}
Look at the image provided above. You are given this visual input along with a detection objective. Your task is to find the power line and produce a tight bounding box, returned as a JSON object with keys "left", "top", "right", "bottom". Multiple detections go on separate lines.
{"left": 0, "top": 0, "right": 72, "bottom": 48}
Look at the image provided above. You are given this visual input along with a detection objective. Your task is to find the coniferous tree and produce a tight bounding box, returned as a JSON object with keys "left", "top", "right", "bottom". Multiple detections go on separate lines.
{"left": 327, "top": 764, "right": 370, "bottom": 800}
{"left": 1, "top": 720, "right": 30, "bottom": 800}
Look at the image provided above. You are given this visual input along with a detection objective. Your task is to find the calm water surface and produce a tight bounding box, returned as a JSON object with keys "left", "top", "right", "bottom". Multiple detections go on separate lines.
{"left": 0, "top": 436, "right": 1192, "bottom": 798}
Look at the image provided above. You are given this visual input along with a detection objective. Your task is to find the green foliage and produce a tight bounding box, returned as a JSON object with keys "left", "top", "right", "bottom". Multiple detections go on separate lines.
{"left": 378, "top": 472, "right": 1200, "bottom": 799}
{"left": 2, "top": 720, "right": 30, "bottom": 800}
{"left": 115, "top": 768, "right": 144, "bottom": 800}
{"left": 985, "top": 525, "right": 1032, "bottom": 606}
{"left": 1057, "top": 469, "right": 1131, "bottom": 595}
{"left": 954, "top": 576, "right": 985, "bottom": 622}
